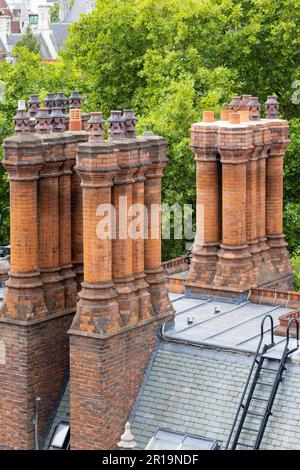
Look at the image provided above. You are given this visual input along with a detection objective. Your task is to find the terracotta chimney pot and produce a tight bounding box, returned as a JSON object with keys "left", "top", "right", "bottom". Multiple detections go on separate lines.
{"left": 69, "top": 108, "right": 82, "bottom": 131}
{"left": 203, "top": 111, "right": 215, "bottom": 123}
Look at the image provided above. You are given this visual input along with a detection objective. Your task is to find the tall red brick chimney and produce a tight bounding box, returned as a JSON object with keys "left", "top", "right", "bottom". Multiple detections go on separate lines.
{"left": 0, "top": 95, "right": 88, "bottom": 449}
{"left": 69, "top": 113, "right": 174, "bottom": 450}
{"left": 186, "top": 97, "right": 292, "bottom": 297}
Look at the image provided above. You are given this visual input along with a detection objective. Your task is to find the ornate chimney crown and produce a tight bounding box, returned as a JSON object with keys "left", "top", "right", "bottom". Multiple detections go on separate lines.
{"left": 69, "top": 91, "right": 82, "bottom": 109}
{"left": 108, "top": 110, "right": 125, "bottom": 140}
{"left": 239, "top": 95, "right": 252, "bottom": 111}
{"left": 265, "top": 95, "right": 279, "bottom": 119}
{"left": 14, "top": 108, "right": 30, "bottom": 134}
{"left": 35, "top": 108, "right": 51, "bottom": 134}
{"left": 229, "top": 96, "right": 241, "bottom": 112}
{"left": 51, "top": 107, "right": 66, "bottom": 133}
{"left": 44, "top": 93, "right": 56, "bottom": 114}
{"left": 27, "top": 94, "right": 41, "bottom": 118}
{"left": 123, "top": 109, "right": 138, "bottom": 138}
{"left": 248, "top": 97, "right": 261, "bottom": 121}
{"left": 56, "top": 92, "right": 68, "bottom": 114}
{"left": 87, "top": 112, "right": 105, "bottom": 142}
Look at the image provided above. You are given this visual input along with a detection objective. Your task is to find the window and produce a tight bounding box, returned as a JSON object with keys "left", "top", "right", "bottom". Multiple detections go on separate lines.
{"left": 29, "top": 15, "right": 38, "bottom": 25}
{"left": 145, "top": 429, "right": 220, "bottom": 451}
{"left": 48, "top": 417, "right": 70, "bottom": 450}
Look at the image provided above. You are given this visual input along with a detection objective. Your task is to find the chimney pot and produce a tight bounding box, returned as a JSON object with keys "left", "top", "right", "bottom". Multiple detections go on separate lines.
{"left": 69, "top": 108, "right": 82, "bottom": 131}
{"left": 229, "top": 96, "right": 241, "bottom": 112}
{"left": 239, "top": 110, "right": 250, "bottom": 122}
{"left": 44, "top": 93, "right": 57, "bottom": 114}
{"left": 220, "top": 109, "right": 230, "bottom": 121}
{"left": 56, "top": 92, "right": 68, "bottom": 114}
{"left": 265, "top": 95, "right": 279, "bottom": 119}
{"left": 202, "top": 111, "right": 215, "bottom": 123}
{"left": 87, "top": 112, "right": 105, "bottom": 142}
{"left": 229, "top": 112, "right": 241, "bottom": 125}
{"left": 28, "top": 94, "right": 41, "bottom": 118}
{"left": 35, "top": 108, "right": 51, "bottom": 134}
{"left": 69, "top": 91, "right": 82, "bottom": 110}
{"left": 123, "top": 109, "right": 138, "bottom": 138}
{"left": 14, "top": 108, "right": 30, "bottom": 134}
{"left": 51, "top": 107, "right": 66, "bottom": 133}
{"left": 239, "top": 95, "right": 252, "bottom": 111}
{"left": 108, "top": 110, "right": 125, "bottom": 140}
{"left": 248, "top": 97, "right": 261, "bottom": 121}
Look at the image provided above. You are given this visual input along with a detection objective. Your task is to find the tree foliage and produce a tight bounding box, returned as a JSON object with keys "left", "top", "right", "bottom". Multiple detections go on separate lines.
{"left": 15, "top": 26, "right": 40, "bottom": 55}
{"left": 0, "top": 0, "right": 300, "bottom": 279}
{"left": 51, "top": 3, "right": 60, "bottom": 23}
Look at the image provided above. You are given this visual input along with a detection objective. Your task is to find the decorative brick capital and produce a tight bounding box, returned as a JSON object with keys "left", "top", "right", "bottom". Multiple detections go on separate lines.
{"left": 3, "top": 134, "right": 43, "bottom": 180}
{"left": 190, "top": 123, "right": 217, "bottom": 161}
{"left": 219, "top": 126, "right": 253, "bottom": 164}
{"left": 76, "top": 141, "right": 118, "bottom": 187}
{"left": 269, "top": 120, "right": 290, "bottom": 157}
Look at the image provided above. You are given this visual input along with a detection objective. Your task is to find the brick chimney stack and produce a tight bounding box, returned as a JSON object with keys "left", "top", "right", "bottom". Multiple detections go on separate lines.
{"left": 69, "top": 111, "right": 174, "bottom": 450}
{"left": 0, "top": 93, "right": 88, "bottom": 449}
{"left": 186, "top": 96, "right": 292, "bottom": 296}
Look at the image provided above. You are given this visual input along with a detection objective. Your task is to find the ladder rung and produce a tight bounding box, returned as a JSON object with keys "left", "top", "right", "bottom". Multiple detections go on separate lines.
{"left": 241, "top": 427, "right": 259, "bottom": 433}
{"left": 251, "top": 396, "right": 269, "bottom": 402}
{"left": 247, "top": 411, "right": 264, "bottom": 417}
{"left": 255, "top": 381, "right": 273, "bottom": 387}
{"left": 236, "top": 442, "right": 254, "bottom": 449}
{"left": 260, "top": 366, "right": 277, "bottom": 372}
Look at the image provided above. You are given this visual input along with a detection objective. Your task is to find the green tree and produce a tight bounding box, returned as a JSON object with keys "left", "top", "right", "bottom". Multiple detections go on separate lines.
{"left": 51, "top": 3, "right": 60, "bottom": 23}
{"left": 15, "top": 26, "right": 40, "bottom": 55}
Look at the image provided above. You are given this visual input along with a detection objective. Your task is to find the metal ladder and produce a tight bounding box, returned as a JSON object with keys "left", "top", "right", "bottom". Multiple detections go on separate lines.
{"left": 225, "top": 315, "right": 299, "bottom": 450}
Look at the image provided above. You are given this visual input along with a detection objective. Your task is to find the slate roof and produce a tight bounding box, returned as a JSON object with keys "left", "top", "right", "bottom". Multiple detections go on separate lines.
{"left": 43, "top": 293, "right": 300, "bottom": 450}
{"left": 131, "top": 343, "right": 300, "bottom": 450}
{"left": 43, "top": 380, "right": 70, "bottom": 449}
{"left": 65, "top": 0, "right": 87, "bottom": 23}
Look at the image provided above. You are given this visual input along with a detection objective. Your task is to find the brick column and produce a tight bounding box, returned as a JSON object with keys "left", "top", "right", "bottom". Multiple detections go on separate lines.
{"left": 2, "top": 134, "right": 47, "bottom": 321}
{"left": 266, "top": 120, "right": 292, "bottom": 278}
{"left": 246, "top": 122, "right": 264, "bottom": 280}
{"left": 59, "top": 139, "right": 77, "bottom": 309}
{"left": 187, "top": 123, "right": 220, "bottom": 285}
{"left": 214, "top": 126, "right": 253, "bottom": 290}
{"left": 133, "top": 138, "right": 153, "bottom": 320}
{"left": 71, "top": 140, "right": 120, "bottom": 336}
{"left": 0, "top": 135, "right": 70, "bottom": 449}
{"left": 38, "top": 135, "right": 65, "bottom": 314}
{"left": 144, "top": 136, "right": 174, "bottom": 317}
{"left": 256, "top": 124, "right": 270, "bottom": 257}
{"left": 112, "top": 140, "right": 140, "bottom": 326}
{"left": 67, "top": 132, "right": 88, "bottom": 289}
